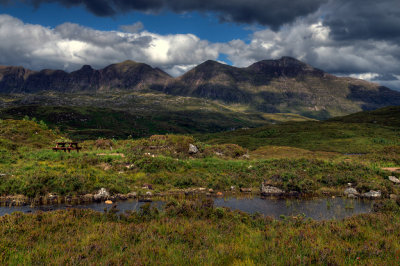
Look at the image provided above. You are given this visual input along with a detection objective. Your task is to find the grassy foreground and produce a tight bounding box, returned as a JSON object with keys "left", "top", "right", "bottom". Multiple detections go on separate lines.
{"left": 1, "top": 199, "right": 400, "bottom": 264}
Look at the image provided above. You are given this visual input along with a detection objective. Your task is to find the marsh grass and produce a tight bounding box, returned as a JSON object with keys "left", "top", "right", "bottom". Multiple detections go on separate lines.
{"left": 0, "top": 199, "right": 399, "bottom": 265}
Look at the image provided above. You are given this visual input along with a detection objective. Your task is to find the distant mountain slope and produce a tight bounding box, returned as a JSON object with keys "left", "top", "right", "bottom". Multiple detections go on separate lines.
{"left": 162, "top": 57, "right": 400, "bottom": 118}
{"left": 329, "top": 106, "right": 400, "bottom": 127}
{"left": 0, "top": 60, "right": 171, "bottom": 93}
{"left": 1, "top": 57, "right": 400, "bottom": 119}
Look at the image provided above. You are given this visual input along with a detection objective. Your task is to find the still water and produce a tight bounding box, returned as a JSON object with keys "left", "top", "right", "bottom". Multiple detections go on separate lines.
{"left": 0, "top": 196, "right": 373, "bottom": 220}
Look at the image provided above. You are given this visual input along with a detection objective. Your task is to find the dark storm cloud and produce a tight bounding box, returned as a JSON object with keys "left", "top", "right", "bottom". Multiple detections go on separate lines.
{"left": 323, "top": 0, "right": 400, "bottom": 41}
{"left": 372, "top": 74, "right": 399, "bottom": 82}
{"left": 18, "top": 0, "right": 327, "bottom": 29}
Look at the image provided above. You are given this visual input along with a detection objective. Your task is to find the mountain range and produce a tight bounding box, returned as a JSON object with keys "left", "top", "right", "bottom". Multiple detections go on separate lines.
{"left": 1, "top": 56, "right": 400, "bottom": 120}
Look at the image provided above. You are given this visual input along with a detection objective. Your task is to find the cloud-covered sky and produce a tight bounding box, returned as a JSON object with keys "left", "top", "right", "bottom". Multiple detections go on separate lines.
{"left": 0, "top": 0, "right": 400, "bottom": 90}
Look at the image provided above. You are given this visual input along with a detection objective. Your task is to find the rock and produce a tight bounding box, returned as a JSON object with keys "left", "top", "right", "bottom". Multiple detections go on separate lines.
{"left": 82, "top": 194, "right": 93, "bottom": 202}
{"left": 93, "top": 188, "right": 110, "bottom": 201}
{"left": 208, "top": 189, "right": 214, "bottom": 193}
{"left": 188, "top": 144, "right": 198, "bottom": 154}
{"left": 240, "top": 188, "right": 252, "bottom": 193}
{"left": 215, "top": 152, "right": 223, "bottom": 156}
{"left": 242, "top": 154, "right": 250, "bottom": 159}
{"left": 388, "top": 176, "right": 400, "bottom": 184}
{"left": 344, "top": 188, "right": 359, "bottom": 197}
{"left": 362, "top": 190, "right": 382, "bottom": 199}
{"left": 230, "top": 186, "right": 235, "bottom": 191}
{"left": 146, "top": 191, "right": 153, "bottom": 196}
{"left": 216, "top": 192, "right": 223, "bottom": 196}
{"left": 198, "top": 187, "right": 206, "bottom": 192}
{"left": 127, "top": 192, "right": 137, "bottom": 198}
{"left": 347, "top": 183, "right": 352, "bottom": 187}
{"left": 260, "top": 182, "right": 284, "bottom": 196}
{"left": 142, "top": 184, "right": 153, "bottom": 190}
{"left": 347, "top": 194, "right": 358, "bottom": 199}
{"left": 390, "top": 194, "right": 398, "bottom": 200}
{"left": 47, "top": 193, "right": 58, "bottom": 201}
{"left": 105, "top": 200, "right": 113, "bottom": 204}
{"left": 115, "top": 194, "right": 127, "bottom": 200}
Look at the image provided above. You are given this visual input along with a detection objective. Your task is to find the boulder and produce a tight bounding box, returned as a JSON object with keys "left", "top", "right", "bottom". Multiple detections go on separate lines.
{"left": 93, "top": 188, "right": 110, "bottom": 201}
{"left": 115, "top": 194, "right": 127, "bottom": 200}
{"left": 344, "top": 188, "right": 359, "bottom": 198}
{"left": 188, "top": 144, "right": 199, "bottom": 154}
{"left": 142, "top": 184, "right": 153, "bottom": 190}
{"left": 260, "top": 182, "right": 284, "bottom": 196}
{"left": 82, "top": 194, "right": 93, "bottom": 202}
{"left": 127, "top": 192, "right": 137, "bottom": 198}
{"left": 362, "top": 190, "right": 382, "bottom": 199}
{"left": 242, "top": 154, "right": 250, "bottom": 159}
{"left": 388, "top": 176, "right": 400, "bottom": 184}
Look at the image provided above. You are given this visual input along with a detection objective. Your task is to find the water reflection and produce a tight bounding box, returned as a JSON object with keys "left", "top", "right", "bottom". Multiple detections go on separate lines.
{"left": 0, "top": 196, "right": 373, "bottom": 220}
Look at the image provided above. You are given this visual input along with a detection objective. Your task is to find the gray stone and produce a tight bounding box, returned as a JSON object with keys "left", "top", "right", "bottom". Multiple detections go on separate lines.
{"left": 388, "top": 176, "right": 400, "bottom": 184}
{"left": 146, "top": 191, "right": 153, "bottom": 196}
{"left": 347, "top": 194, "right": 358, "bottom": 199}
{"left": 188, "top": 144, "right": 198, "bottom": 154}
{"left": 127, "top": 192, "right": 137, "bottom": 198}
{"left": 260, "top": 182, "right": 284, "bottom": 196}
{"left": 362, "top": 190, "right": 381, "bottom": 199}
{"left": 93, "top": 188, "right": 110, "bottom": 201}
{"left": 82, "top": 194, "right": 93, "bottom": 202}
{"left": 344, "top": 187, "right": 359, "bottom": 197}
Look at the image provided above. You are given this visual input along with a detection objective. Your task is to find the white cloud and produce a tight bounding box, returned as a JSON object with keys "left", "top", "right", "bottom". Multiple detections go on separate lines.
{"left": 0, "top": 13, "right": 399, "bottom": 91}
{"left": 0, "top": 14, "right": 219, "bottom": 76}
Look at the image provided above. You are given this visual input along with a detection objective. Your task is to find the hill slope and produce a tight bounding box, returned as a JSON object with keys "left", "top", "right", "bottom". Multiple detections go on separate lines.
{"left": 0, "top": 60, "right": 171, "bottom": 93}
{"left": 1, "top": 57, "right": 400, "bottom": 119}
{"left": 162, "top": 57, "right": 400, "bottom": 118}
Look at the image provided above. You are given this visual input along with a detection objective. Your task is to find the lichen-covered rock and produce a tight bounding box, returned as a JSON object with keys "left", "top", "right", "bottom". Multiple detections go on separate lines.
{"left": 93, "top": 188, "right": 110, "bottom": 201}
{"left": 388, "top": 176, "right": 400, "bottom": 184}
{"left": 260, "top": 182, "right": 284, "bottom": 196}
{"left": 82, "top": 194, "right": 93, "bottom": 202}
{"left": 362, "top": 190, "right": 381, "bottom": 199}
{"left": 188, "top": 144, "right": 198, "bottom": 154}
{"left": 344, "top": 188, "right": 359, "bottom": 197}
{"left": 127, "top": 192, "right": 137, "bottom": 198}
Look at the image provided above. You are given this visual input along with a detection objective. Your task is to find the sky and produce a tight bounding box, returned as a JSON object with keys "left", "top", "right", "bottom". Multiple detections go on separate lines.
{"left": 0, "top": 0, "right": 400, "bottom": 90}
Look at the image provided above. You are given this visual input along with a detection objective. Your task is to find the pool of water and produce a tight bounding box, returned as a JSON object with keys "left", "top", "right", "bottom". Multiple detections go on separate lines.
{"left": 0, "top": 196, "right": 374, "bottom": 220}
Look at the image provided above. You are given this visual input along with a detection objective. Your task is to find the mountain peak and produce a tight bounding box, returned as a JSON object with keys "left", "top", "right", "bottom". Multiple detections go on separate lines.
{"left": 80, "top": 65, "right": 94, "bottom": 71}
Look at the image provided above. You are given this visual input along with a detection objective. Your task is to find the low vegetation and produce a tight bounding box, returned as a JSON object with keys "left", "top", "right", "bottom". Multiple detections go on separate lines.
{"left": 0, "top": 109, "right": 399, "bottom": 198}
{"left": 1, "top": 199, "right": 400, "bottom": 264}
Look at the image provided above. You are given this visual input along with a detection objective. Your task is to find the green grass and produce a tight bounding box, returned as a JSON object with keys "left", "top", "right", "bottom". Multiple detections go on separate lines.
{"left": 1, "top": 119, "right": 399, "bottom": 198}
{"left": 197, "top": 120, "right": 400, "bottom": 153}
{"left": 0, "top": 199, "right": 400, "bottom": 265}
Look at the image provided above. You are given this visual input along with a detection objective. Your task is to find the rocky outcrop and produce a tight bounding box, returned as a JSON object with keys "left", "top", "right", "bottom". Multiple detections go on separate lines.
{"left": 362, "top": 190, "right": 382, "bottom": 199}
{"left": 344, "top": 188, "right": 360, "bottom": 198}
{"left": 388, "top": 176, "right": 400, "bottom": 184}
{"left": 188, "top": 144, "right": 198, "bottom": 154}
{"left": 260, "top": 182, "right": 284, "bottom": 196}
{"left": 93, "top": 188, "right": 110, "bottom": 201}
